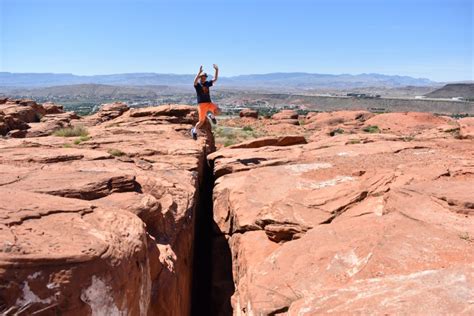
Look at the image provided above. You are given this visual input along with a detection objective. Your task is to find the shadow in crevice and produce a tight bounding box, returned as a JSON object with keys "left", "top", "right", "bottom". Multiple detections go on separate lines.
{"left": 210, "top": 225, "right": 234, "bottom": 315}
{"left": 191, "top": 159, "right": 234, "bottom": 316}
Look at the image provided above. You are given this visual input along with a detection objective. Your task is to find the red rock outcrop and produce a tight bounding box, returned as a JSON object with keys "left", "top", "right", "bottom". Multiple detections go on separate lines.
{"left": 0, "top": 104, "right": 213, "bottom": 315}
{"left": 208, "top": 113, "right": 474, "bottom": 314}
{"left": 0, "top": 99, "right": 79, "bottom": 137}
{"left": 271, "top": 109, "right": 300, "bottom": 125}
{"left": 42, "top": 102, "right": 65, "bottom": 114}
{"left": 459, "top": 117, "right": 474, "bottom": 139}
{"left": 83, "top": 102, "right": 130, "bottom": 125}
{"left": 239, "top": 108, "right": 259, "bottom": 119}
{"left": 227, "top": 135, "right": 307, "bottom": 149}
{"left": 305, "top": 110, "right": 374, "bottom": 129}
{"left": 363, "top": 112, "right": 452, "bottom": 134}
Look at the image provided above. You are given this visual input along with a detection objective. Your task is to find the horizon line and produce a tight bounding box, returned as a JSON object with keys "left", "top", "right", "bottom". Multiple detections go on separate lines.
{"left": 0, "top": 71, "right": 439, "bottom": 82}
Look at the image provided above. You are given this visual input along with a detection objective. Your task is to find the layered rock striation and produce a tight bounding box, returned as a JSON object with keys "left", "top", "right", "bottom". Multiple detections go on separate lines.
{"left": 209, "top": 111, "right": 474, "bottom": 315}
{"left": 0, "top": 103, "right": 213, "bottom": 315}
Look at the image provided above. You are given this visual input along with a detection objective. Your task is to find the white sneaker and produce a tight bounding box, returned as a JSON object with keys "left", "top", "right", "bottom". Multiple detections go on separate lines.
{"left": 207, "top": 113, "right": 217, "bottom": 124}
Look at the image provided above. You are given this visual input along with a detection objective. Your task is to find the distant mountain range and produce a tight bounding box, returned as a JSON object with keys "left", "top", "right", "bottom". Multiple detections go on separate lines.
{"left": 0, "top": 72, "right": 437, "bottom": 89}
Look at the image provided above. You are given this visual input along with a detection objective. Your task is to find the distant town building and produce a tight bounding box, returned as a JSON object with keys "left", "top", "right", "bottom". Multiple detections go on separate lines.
{"left": 347, "top": 93, "right": 381, "bottom": 99}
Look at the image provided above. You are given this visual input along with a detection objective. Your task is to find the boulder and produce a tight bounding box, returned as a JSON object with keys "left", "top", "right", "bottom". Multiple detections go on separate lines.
{"left": 129, "top": 104, "right": 197, "bottom": 124}
{"left": 1, "top": 103, "right": 39, "bottom": 123}
{"left": 19, "top": 99, "right": 47, "bottom": 117}
{"left": 272, "top": 109, "right": 298, "bottom": 120}
{"left": 6, "top": 129, "right": 27, "bottom": 138}
{"left": 88, "top": 102, "right": 130, "bottom": 123}
{"left": 0, "top": 99, "right": 81, "bottom": 137}
{"left": 2, "top": 115, "right": 30, "bottom": 132}
{"left": 42, "top": 102, "right": 65, "bottom": 114}
{"left": 239, "top": 108, "right": 258, "bottom": 119}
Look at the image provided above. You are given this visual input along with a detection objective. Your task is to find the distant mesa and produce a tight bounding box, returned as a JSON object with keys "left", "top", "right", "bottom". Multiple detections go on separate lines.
{"left": 425, "top": 83, "right": 474, "bottom": 100}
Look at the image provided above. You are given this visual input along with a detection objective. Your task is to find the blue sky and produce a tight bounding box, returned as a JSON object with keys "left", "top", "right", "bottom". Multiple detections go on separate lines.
{"left": 0, "top": 0, "right": 472, "bottom": 81}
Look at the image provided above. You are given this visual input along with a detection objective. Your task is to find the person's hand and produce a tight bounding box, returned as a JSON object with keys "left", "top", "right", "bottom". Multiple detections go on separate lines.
{"left": 213, "top": 64, "right": 219, "bottom": 70}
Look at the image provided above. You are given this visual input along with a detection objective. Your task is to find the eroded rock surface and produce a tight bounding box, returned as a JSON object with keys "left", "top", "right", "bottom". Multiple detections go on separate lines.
{"left": 239, "top": 108, "right": 258, "bottom": 119}
{"left": 0, "top": 98, "right": 78, "bottom": 138}
{"left": 209, "top": 111, "right": 474, "bottom": 315}
{"left": 0, "top": 104, "right": 212, "bottom": 315}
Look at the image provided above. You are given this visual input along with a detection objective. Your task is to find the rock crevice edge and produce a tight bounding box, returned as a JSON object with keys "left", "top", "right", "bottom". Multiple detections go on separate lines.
{"left": 0, "top": 103, "right": 215, "bottom": 315}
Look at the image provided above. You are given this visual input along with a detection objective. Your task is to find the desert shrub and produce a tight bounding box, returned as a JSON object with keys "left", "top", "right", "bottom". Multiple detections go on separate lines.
{"left": 108, "top": 149, "right": 125, "bottom": 157}
{"left": 73, "top": 135, "right": 91, "bottom": 145}
{"left": 242, "top": 126, "right": 253, "bottom": 132}
{"left": 224, "top": 139, "right": 235, "bottom": 147}
{"left": 62, "top": 143, "right": 72, "bottom": 148}
{"left": 53, "top": 126, "right": 89, "bottom": 137}
{"left": 401, "top": 136, "right": 415, "bottom": 142}
{"left": 348, "top": 139, "right": 361, "bottom": 144}
{"left": 329, "top": 128, "right": 344, "bottom": 136}
{"left": 363, "top": 125, "right": 380, "bottom": 133}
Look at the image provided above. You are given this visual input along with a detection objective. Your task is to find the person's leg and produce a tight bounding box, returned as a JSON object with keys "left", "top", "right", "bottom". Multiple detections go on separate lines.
{"left": 207, "top": 103, "right": 220, "bottom": 124}
{"left": 191, "top": 103, "right": 207, "bottom": 139}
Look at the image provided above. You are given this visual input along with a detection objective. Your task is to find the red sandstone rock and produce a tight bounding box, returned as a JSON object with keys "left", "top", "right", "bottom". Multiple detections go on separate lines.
{"left": 239, "top": 108, "right": 258, "bottom": 119}
{"left": 0, "top": 188, "right": 151, "bottom": 315}
{"left": 364, "top": 112, "right": 451, "bottom": 134}
{"left": 0, "top": 104, "right": 212, "bottom": 315}
{"left": 458, "top": 117, "right": 474, "bottom": 139}
{"left": 0, "top": 99, "right": 78, "bottom": 137}
{"left": 227, "top": 135, "right": 306, "bottom": 149}
{"left": 1, "top": 103, "right": 39, "bottom": 123}
{"left": 306, "top": 110, "right": 374, "bottom": 126}
{"left": 272, "top": 109, "right": 298, "bottom": 120}
{"left": 270, "top": 110, "right": 300, "bottom": 125}
{"left": 6, "top": 129, "right": 28, "bottom": 138}
{"left": 83, "top": 102, "right": 130, "bottom": 125}
{"left": 42, "top": 102, "right": 65, "bottom": 114}
{"left": 209, "top": 125, "right": 474, "bottom": 314}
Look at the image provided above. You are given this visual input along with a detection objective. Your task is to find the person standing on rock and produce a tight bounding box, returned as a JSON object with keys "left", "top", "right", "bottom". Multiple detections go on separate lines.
{"left": 191, "top": 64, "right": 221, "bottom": 140}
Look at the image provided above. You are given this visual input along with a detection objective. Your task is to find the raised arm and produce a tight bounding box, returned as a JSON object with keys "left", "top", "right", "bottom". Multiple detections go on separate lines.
{"left": 212, "top": 64, "right": 219, "bottom": 84}
{"left": 194, "top": 65, "right": 203, "bottom": 86}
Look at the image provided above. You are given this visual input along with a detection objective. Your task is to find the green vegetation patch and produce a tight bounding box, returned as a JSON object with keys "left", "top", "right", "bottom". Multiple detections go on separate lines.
{"left": 73, "top": 135, "right": 92, "bottom": 145}
{"left": 363, "top": 125, "right": 380, "bottom": 133}
{"left": 224, "top": 139, "right": 236, "bottom": 147}
{"left": 459, "top": 232, "right": 472, "bottom": 242}
{"left": 329, "top": 128, "right": 344, "bottom": 136}
{"left": 108, "top": 149, "right": 126, "bottom": 157}
{"left": 53, "top": 126, "right": 89, "bottom": 137}
{"left": 213, "top": 125, "right": 264, "bottom": 147}
{"left": 348, "top": 139, "right": 361, "bottom": 144}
